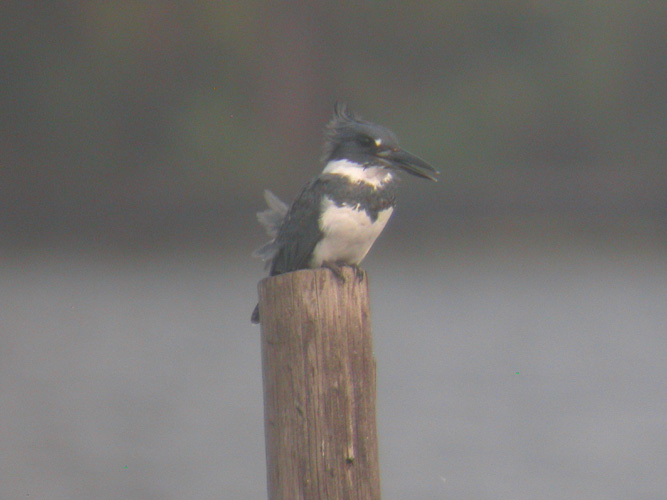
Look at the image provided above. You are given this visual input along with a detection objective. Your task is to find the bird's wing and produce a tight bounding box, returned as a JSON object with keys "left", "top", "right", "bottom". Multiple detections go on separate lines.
{"left": 256, "top": 189, "right": 288, "bottom": 239}
{"left": 269, "top": 178, "right": 324, "bottom": 276}
{"left": 252, "top": 190, "right": 289, "bottom": 267}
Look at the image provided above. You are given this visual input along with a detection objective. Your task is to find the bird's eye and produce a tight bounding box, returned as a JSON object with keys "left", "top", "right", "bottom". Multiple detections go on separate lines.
{"left": 358, "top": 135, "right": 375, "bottom": 147}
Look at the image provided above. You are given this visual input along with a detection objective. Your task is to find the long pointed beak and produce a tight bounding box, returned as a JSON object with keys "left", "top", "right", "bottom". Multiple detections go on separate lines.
{"left": 378, "top": 148, "right": 439, "bottom": 182}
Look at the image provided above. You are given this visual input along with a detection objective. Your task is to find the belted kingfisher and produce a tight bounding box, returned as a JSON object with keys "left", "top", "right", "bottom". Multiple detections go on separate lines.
{"left": 251, "top": 103, "right": 438, "bottom": 323}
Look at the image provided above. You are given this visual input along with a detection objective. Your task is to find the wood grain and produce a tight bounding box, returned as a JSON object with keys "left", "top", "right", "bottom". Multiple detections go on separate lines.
{"left": 258, "top": 267, "right": 381, "bottom": 500}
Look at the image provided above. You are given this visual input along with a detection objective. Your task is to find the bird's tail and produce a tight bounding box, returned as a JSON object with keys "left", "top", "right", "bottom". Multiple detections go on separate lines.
{"left": 252, "top": 189, "right": 288, "bottom": 267}
{"left": 251, "top": 303, "right": 260, "bottom": 324}
{"left": 252, "top": 190, "right": 288, "bottom": 324}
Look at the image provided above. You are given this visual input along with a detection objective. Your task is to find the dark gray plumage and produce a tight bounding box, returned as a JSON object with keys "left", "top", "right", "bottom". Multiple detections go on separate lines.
{"left": 251, "top": 104, "right": 438, "bottom": 323}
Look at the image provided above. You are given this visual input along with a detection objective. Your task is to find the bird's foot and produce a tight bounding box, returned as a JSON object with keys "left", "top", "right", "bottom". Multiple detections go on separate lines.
{"left": 350, "top": 264, "right": 366, "bottom": 281}
{"left": 323, "top": 262, "right": 365, "bottom": 282}
{"left": 323, "top": 261, "right": 346, "bottom": 282}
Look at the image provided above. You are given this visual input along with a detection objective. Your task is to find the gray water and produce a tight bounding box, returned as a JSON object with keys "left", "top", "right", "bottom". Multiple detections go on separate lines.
{"left": 1, "top": 241, "right": 665, "bottom": 499}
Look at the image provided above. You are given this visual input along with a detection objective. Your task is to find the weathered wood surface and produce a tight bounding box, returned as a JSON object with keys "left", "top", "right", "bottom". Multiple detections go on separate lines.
{"left": 258, "top": 267, "right": 381, "bottom": 500}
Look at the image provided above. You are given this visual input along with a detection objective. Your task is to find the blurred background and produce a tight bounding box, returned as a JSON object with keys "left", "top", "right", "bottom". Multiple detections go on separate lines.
{"left": 1, "top": 3, "right": 665, "bottom": 499}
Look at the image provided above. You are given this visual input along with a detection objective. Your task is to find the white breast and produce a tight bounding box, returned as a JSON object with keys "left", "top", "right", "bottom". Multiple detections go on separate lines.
{"left": 310, "top": 196, "right": 393, "bottom": 267}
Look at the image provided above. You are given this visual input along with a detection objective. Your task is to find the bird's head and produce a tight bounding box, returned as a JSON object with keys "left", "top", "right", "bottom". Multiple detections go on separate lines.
{"left": 321, "top": 103, "right": 439, "bottom": 182}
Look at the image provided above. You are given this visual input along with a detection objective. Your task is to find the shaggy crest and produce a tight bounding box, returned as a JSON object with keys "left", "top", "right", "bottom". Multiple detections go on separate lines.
{"left": 321, "top": 103, "right": 365, "bottom": 163}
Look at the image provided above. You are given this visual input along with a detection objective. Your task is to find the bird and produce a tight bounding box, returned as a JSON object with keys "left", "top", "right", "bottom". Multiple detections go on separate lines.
{"left": 251, "top": 103, "right": 438, "bottom": 323}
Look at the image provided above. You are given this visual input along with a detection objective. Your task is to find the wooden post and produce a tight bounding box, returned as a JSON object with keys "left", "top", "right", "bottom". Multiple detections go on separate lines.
{"left": 258, "top": 267, "right": 381, "bottom": 500}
